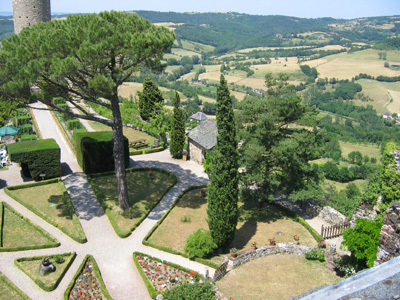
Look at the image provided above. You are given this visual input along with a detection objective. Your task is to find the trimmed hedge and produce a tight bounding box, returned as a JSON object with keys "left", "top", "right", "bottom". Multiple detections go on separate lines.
{"left": 15, "top": 115, "right": 30, "bottom": 127}
{"left": 19, "top": 123, "right": 33, "bottom": 135}
{"left": 88, "top": 167, "right": 177, "bottom": 238}
{"left": 67, "top": 119, "right": 83, "bottom": 130}
{"left": 20, "top": 134, "right": 37, "bottom": 141}
{"left": 0, "top": 202, "right": 60, "bottom": 252}
{"left": 142, "top": 185, "right": 219, "bottom": 269}
{"left": 7, "top": 139, "right": 61, "bottom": 181}
{"left": 64, "top": 255, "right": 114, "bottom": 300}
{"left": 14, "top": 252, "right": 76, "bottom": 291}
{"left": 4, "top": 179, "right": 87, "bottom": 243}
{"left": 74, "top": 131, "right": 129, "bottom": 174}
{"left": 143, "top": 146, "right": 165, "bottom": 154}
{"left": 0, "top": 271, "right": 31, "bottom": 300}
{"left": 52, "top": 97, "right": 65, "bottom": 105}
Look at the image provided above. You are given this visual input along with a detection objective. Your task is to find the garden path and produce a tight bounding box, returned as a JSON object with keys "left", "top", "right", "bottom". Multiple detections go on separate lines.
{"left": 0, "top": 101, "right": 213, "bottom": 300}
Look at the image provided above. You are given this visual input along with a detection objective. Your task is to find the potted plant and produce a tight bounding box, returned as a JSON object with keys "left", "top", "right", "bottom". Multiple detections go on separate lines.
{"left": 269, "top": 238, "right": 276, "bottom": 246}
{"left": 293, "top": 235, "right": 300, "bottom": 244}
{"left": 230, "top": 248, "right": 238, "bottom": 258}
{"left": 319, "top": 240, "right": 326, "bottom": 249}
{"left": 251, "top": 241, "right": 257, "bottom": 250}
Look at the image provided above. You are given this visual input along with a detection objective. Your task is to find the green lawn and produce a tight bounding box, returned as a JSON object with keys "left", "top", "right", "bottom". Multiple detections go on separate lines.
{"left": 147, "top": 187, "right": 318, "bottom": 266}
{"left": 15, "top": 253, "right": 76, "bottom": 291}
{"left": 216, "top": 255, "right": 340, "bottom": 300}
{"left": 89, "top": 168, "right": 177, "bottom": 237}
{"left": 339, "top": 141, "right": 381, "bottom": 162}
{"left": 0, "top": 271, "right": 30, "bottom": 300}
{"left": 0, "top": 202, "right": 59, "bottom": 251}
{"left": 5, "top": 181, "right": 86, "bottom": 243}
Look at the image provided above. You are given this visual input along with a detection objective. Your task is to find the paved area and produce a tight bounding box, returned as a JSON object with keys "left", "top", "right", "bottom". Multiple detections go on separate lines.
{"left": 0, "top": 102, "right": 212, "bottom": 300}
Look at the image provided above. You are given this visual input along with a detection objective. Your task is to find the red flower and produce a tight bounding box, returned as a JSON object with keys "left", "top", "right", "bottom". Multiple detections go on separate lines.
{"left": 190, "top": 271, "right": 194, "bottom": 277}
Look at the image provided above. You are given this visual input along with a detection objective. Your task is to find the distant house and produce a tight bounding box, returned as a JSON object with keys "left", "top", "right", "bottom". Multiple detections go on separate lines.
{"left": 189, "top": 111, "right": 208, "bottom": 123}
{"left": 383, "top": 112, "right": 391, "bottom": 119}
{"left": 187, "top": 119, "right": 217, "bottom": 164}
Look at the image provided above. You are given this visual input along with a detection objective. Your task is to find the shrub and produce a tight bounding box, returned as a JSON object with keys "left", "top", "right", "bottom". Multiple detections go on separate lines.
{"left": 305, "top": 249, "right": 325, "bottom": 262}
{"left": 15, "top": 115, "right": 30, "bottom": 127}
{"left": 20, "top": 134, "right": 37, "bottom": 141}
{"left": 181, "top": 216, "right": 191, "bottom": 223}
{"left": 7, "top": 139, "right": 61, "bottom": 180}
{"left": 53, "top": 255, "right": 65, "bottom": 264}
{"left": 161, "top": 281, "right": 215, "bottom": 300}
{"left": 67, "top": 119, "right": 83, "bottom": 130}
{"left": 342, "top": 219, "right": 383, "bottom": 268}
{"left": 184, "top": 229, "right": 217, "bottom": 259}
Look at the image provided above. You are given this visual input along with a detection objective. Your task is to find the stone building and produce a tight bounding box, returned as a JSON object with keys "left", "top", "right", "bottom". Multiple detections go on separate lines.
{"left": 187, "top": 119, "right": 217, "bottom": 165}
{"left": 13, "top": 0, "right": 51, "bottom": 34}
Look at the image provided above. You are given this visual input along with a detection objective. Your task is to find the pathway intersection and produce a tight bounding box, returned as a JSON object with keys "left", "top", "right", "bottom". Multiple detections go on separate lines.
{"left": 0, "top": 101, "right": 210, "bottom": 300}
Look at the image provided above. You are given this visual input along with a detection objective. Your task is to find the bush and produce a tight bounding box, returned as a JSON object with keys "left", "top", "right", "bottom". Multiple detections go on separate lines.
{"left": 53, "top": 255, "right": 65, "bottom": 264}
{"left": 162, "top": 281, "right": 215, "bottom": 300}
{"left": 67, "top": 119, "right": 83, "bottom": 130}
{"left": 20, "top": 134, "right": 37, "bottom": 141}
{"left": 305, "top": 248, "right": 325, "bottom": 262}
{"left": 184, "top": 229, "right": 217, "bottom": 259}
{"left": 342, "top": 219, "right": 383, "bottom": 268}
{"left": 15, "top": 115, "right": 30, "bottom": 127}
{"left": 7, "top": 139, "right": 61, "bottom": 180}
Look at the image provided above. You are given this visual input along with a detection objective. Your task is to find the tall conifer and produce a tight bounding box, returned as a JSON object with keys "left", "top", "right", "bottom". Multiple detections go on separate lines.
{"left": 207, "top": 75, "right": 239, "bottom": 248}
{"left": 138, "top": 77, "right": 164, "bottom": 121}
{"left": 170, "top": 91, "right": 185, "bottom": 158}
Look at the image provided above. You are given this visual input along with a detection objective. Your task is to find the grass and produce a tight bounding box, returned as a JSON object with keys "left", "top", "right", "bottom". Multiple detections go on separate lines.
{"left": 1, "top": 202, "right": 59, "bottom": 251}
{"left": 14, "top": 253, "right": 76, "bottom": 291}
{"left": 339, "top": 141, "right": 381, "bottom": 162}
{"left": 324, "top": 179, "right": 368, "bottom": 193}
{"left": 89, "top": 168, "right": 176, "bottom": 237}
{"left": 216, "top": 254, "right": 340, "bottom": 300}
{"left": 0, "top": 271, "right": 30, "bottom": 300}
{"left": 147, "top": 187, "right": 318, "bottom": 266}
{"left": 5, "top": 181, "right": 86, "bottom": 243}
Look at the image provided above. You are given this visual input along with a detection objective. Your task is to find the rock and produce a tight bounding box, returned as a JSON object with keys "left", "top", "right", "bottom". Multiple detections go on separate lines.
{"left": 318, "top": 206, "right": 347, "bottom": 225}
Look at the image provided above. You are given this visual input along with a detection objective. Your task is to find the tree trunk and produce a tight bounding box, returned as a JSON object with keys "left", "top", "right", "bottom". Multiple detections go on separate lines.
{"left": 110, "top": 92, "right": 130, "bottom": 209}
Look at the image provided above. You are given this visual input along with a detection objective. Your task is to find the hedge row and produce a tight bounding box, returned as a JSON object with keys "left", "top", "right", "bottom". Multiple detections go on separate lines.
{"left": 142, "top": 185, "right": 219, "bottom": 269}
{"left": 0, "top": 202, "right": 3, "bottom": 247}
{"left": 7, "top": 139, "right": 61, "bottom": 181}
{"left": 0, "top": 202, "right": 60, "bottom": 252}
{"left": 88, "top": 167, "right": 177, "bottom": 238}
{"left": 129, "top": 146, "right": 165, "bottom": 156}
{"left": 74, "top": 131, "right": 129, "bottom": 174}
{"left": 4, "top": 179, "right": 87, "bottom": 244}
{"left": 0, "top": 271, "right": 31, "bottom": 300}
{"left": 63, "top": 255, "right": 114, "bottom": 300}
{"left": 14, "top": 252, "right": 76, "bottom": 292}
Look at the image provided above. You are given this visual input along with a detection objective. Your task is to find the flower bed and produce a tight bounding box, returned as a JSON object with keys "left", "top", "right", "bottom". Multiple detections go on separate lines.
{"left": 67, "top": 256, "right": 111, "bottom": 300}
{"left": 134, "top": 252, "right": 201, "bottom": 296}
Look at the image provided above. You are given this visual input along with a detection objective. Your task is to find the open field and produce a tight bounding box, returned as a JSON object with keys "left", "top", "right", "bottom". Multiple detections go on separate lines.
{"left": 216, "top": 255, "right": 340, "bottom": 300}
{"left": 180, "top": 39, "right": 215, "bottom": 53}
{"left": 170, "top": 47, "right": 200, "bottom": 58}
{"left": 118, "top": 82, "right": 174, "bottom": 101}
{"left": 251, "top": 58, "right": 307, "bottom": 81}
{"left": 386, "top": 89, "right": 400, "bottom": 114}
{"left": 237, "top": 46, "right": 311, "bottom": 53}
{"left": 148, "top": 188, "right": 318, "bottom": 266}
{"left": 339, "top": 141, "right": 381, "bottom": 161}
{"left": 305, "top": 49, "right": 400, "bottom": 80}
{"left": 324, "top": 179, "right": 368, "bottom": 193}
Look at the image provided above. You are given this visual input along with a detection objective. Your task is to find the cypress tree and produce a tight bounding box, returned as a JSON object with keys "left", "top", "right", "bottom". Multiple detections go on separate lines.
{"left": 138, "top": 77, "right": 164, "bottom": 121}
{"left": 207, "top": 75, "right": 239, "bottom": 249}
{"left": 170, "top": 91, "right": 186, "bottom": 158}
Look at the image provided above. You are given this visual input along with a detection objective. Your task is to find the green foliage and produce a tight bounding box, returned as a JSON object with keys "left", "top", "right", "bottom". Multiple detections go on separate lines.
{"left": 0, "top": 97, "right": 18, "bottom": 127}
{"left": 169, "top": 91, "right": 185, "bottom": 158}
{"left": 342, "top": 219, "right": 383, "bottom": 268}
{"left": 162, "top": 281, "right": 215, "bottom": 300}
{"left": 138, "top": 77, "right": 164, "bottom": 121}
{"left": 7, "top": 139, "right": 61, "bottom": 181}
{"left": 305, "top": 248, "right": 325, "bottom": 262}
{"left": 207, "top": 75, "right": 239, "bottom": 248}
{"left": 184, "top": 229, "right": 217, "bottom": 259}
{"left": 381, "top": 142, "right": 400, "bottom": 204}
{"left": 74, "top": 131, "right": 129, "bottom": 174}
{"left": 66, "top": 119, "right": 83, "bottom": 130}
{"left": 237, "top": 73, "right": 318, "bottom": 201}
{"left": 20, "top": 134, "right": 37, "bottom": 141}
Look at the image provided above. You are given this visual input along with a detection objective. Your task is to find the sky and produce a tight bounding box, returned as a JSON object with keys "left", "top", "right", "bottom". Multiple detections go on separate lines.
{"left": 1, "top": 0, "right": 399, "bottom": 19}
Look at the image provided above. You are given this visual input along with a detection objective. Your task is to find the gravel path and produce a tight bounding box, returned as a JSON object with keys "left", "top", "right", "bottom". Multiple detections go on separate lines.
{"left": 0, "top": 102, "right": 212, "bottom": 300}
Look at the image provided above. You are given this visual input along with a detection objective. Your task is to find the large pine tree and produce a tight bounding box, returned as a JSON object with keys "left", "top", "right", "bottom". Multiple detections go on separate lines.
{"left": 207, "top": 75, "right": 239, "bottom": 249}
{"left": 138, "top": 77, "right": 164, "bottom": 121}
{"left": 169, "top": 91, "right": 185, "bottom": 158}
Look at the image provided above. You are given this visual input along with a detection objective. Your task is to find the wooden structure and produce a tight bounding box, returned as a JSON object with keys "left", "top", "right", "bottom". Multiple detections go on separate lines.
{"left": 321, "top": 222, "right": 350, "bottom": 239}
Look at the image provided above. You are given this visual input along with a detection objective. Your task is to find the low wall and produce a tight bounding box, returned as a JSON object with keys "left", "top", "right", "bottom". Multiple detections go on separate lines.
{"left": 229, "top": 243, "right": 315, "bottom": 269}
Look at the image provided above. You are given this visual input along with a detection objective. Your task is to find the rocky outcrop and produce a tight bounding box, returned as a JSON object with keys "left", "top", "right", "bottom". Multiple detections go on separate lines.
{"left": 350, "top": 202, "right": 380, "bottom": 227}
{"left": 376, "top": 201, "right": 400, "bottom": 264}
{"left": 318, "top": 206, "right": 347, "bottom": 225}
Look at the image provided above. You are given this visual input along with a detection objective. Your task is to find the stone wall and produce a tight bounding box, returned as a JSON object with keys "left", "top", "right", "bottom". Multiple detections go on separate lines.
{"left": 228, "top": 243, "right": 315, "bottom": 269}
{"left": 188, "top": 139, "right": 205, "bottom": 165}
{"left": 13, "top": 0, "right": 51, "bottom": 34}
{"left": 376, "top": 201, "right": 400, "bottom": 264}
{"left": 318, "top": 206, "right": 347, "bottom": 225}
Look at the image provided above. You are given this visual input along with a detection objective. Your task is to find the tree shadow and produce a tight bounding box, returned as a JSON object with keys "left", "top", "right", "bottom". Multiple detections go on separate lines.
{"left": 231, "top": 219, "right": 258, "bottom": 250}
{"left": 61, "top": 162, "right": 73, "bottom": 176}
{"left": 48, "top": 193, "right": 74, "bottom": 220}
{"left": 175, "top": 189, "right": 207, "bottom": 210}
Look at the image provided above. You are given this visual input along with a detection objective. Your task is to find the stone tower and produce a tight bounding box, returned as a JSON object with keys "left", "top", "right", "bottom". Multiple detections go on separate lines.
{"left": 12, "top": 0, "right": 51, "bottom": 34}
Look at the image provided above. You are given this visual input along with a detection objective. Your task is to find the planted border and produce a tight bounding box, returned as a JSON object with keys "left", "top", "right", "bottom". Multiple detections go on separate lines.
{"left": 4, "top": 179, "right": 87, "bottom": 243}
{"left": 0, "top": 202, "right": 60, "bottom": 252}
{"left": 129, "top": 146, "right": 165, "bottom": 156}
{"left": 88, "top": 167, "right": 177, "bottom": 238}
{"left": 133, "top": 251, "right": 205, "bottom": 299}
{"left": 142, "top": 185, "right": 218, "bottom": 269}
{"left": 64, "top": 255, "right": 114, "bottom": 300}
{"left": 0, "top": 271, "right": 31, "bottom": 300}
{"left": 14, "top": 252, "right": 76, "bottom": 291}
